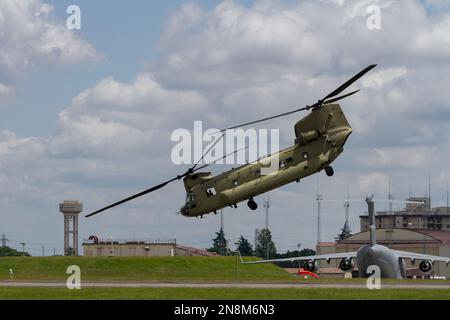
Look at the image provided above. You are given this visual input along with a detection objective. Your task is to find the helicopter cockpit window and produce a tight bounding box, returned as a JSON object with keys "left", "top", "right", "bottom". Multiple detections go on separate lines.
{"left": 206, "top": 187, "right": 216, "bottom": 197}
{"left": 186, "top": 193, "right": 197, "bottom": 209}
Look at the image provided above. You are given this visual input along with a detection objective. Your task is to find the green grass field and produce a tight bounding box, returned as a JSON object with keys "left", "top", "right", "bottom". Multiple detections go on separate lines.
{"left": 2, "top": 256, "right": 450, "bottom": 300}
{"left": 0, "top": 256, "right": 293, "bottom": 282}
{"left": 2, "top": 287, "right": 450, "bottom": 300}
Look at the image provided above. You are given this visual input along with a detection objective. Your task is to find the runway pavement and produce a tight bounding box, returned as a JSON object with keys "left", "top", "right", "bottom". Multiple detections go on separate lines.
{"left": 2, "top": 281, "right": 450, "bottom": 289}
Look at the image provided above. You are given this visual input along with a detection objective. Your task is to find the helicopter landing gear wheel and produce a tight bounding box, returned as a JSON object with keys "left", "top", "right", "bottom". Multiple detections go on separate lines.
{"left": 247, "top": 198, "right": 258, "bottom": 211}
{"left": 325, "top": 166, "right": 334, "bottom": 177}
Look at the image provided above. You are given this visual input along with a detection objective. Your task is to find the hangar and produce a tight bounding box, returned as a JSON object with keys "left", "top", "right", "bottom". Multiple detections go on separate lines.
{"left": 317, "top": 228, "right": 450, "bottom": 277}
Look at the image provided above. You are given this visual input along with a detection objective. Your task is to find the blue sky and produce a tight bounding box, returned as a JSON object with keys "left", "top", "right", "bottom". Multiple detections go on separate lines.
{"left": 1, "top": 0, "right": 450, "bottom": 256}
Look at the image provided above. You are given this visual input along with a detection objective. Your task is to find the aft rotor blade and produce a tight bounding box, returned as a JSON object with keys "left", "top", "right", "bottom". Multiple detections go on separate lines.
{"left": 218, "top": 65, "right": 376, "bottom": 132}
{"left": 86, "top": 177, "right": 179, "bottom": 218}
{"left": 323, "top": 90, "right": 360, "bottom": 104}
{"left": 322, "top": 64, "right": 376, "bottom": 101}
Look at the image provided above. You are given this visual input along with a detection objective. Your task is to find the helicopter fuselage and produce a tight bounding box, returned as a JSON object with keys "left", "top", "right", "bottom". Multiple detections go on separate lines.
{"left": 180, "top": 103, "right": 352, "bottom": 217}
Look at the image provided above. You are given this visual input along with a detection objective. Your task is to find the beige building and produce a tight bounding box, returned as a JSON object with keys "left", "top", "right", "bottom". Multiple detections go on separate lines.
{"left": 82, "top": 237, "right": 217, "bottom": 257}
{"left": 317, "top": 228, "right": 450, "bottom": 277}
{"left": 360, "top": 198, "right": 450, "bottom": 231}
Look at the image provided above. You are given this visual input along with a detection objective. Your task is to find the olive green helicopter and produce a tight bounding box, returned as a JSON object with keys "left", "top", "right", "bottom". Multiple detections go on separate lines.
{"left": 86, "top": 65, "right": 376, "bottom": 219}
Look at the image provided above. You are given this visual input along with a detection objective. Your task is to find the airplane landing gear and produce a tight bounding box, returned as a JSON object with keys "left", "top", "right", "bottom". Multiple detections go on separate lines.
{"left": 247, "top": 198, "right": 258, "bottom": 211}
{"left": 325, "top": 166, "right": 334, "bottom": 177}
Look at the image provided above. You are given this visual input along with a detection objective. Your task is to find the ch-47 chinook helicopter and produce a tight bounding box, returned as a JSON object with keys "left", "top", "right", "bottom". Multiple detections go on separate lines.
{"left": 86, "top": 64, "right": 376, "bottom": 219}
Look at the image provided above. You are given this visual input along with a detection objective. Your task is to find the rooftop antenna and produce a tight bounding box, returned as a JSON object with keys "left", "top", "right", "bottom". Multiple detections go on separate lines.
{"left": 428, "top": 174, "right": 432, "bottom": 210}
{"left": 388, "top": 180, "right": 395, "bottom": 215}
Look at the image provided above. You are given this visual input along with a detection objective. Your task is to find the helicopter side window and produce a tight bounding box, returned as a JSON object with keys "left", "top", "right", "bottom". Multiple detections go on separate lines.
{"left": 206, "top": 187, "right": 216, "bottom": 197}
{"left": 186, "top": 193, "right": 197, "bottom": 209}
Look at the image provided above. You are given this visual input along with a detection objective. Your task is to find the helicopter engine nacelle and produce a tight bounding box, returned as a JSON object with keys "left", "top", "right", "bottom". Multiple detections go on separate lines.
{"left": 296, "top": 130, "right": 320, "bottom": 146}
{"left": 339, "top": 258, "right": 354, "bottom": 272}
{"left": 303, "top": 260, "right": 318, "bottom": 273}
{"left": 419, "top": 260, "right": 432, "bottom": 273}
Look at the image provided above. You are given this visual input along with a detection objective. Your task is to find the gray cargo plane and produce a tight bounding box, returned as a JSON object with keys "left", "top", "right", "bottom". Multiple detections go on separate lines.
{"left": 242, "top": 195, "right": 450, "bottom": 278}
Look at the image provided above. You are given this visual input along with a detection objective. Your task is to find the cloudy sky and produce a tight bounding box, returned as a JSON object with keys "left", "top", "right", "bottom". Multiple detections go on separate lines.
{"left": 1, "top": 0, "right": 450, "bottom": 256}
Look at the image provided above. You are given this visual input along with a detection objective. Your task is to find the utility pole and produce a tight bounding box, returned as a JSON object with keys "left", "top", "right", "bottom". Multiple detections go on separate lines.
{"left": 316, "top": 193, "right": 323, "bottom": 246}
{"left": 263, "top": 194, "right": 270, "bottom": 230}
{"left": 263, "top": 194, "right": 270, "bottom": 260}
{"left": 42, "top": 246, "right": 45, "bottom": 257}
{"left": 344, "top": 189, "right": 350, "bottom": 225}
{"left": 20, "top": 242, "right": 26, "bottom": 255}
{"left": 447, "top": 182, "right": 449, "bottom": 215}
{"left": 1, "top": 234, "right": 9, "bottom": 248}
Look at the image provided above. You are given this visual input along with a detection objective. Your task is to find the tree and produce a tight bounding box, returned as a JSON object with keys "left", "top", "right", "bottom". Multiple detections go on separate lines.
{"left": 255, "top": 228, "right": 277, "bottom": 259}
{"left": 335, "top": 221, "right": 352, "bottom": 241}
{"left": 208, "top": 228, "right": 228, "bottom": 255}
{"left": 65, "top": 246, "right": 75, "bottom": 256}
{"left": 235, "top": 235, "right": 253, "bottom": 256}
{"left": 0, "top": 246, "right": 30, "bottom": 257}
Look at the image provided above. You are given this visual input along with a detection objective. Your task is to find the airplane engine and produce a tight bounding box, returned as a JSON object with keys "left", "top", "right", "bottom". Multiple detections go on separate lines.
{"left": 339, "top": 258, "right": 354, "bottom": 272}
{"left": 419, "top": 260, "right": 432, "bottom": 273}
{"left": 303, "top": 260, "right": 318, "bottom": 273}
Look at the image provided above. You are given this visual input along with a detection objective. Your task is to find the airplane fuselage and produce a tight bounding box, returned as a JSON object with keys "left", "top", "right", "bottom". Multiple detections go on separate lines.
{"left": 356, "top": 244, "right": 405, "bottom": 279}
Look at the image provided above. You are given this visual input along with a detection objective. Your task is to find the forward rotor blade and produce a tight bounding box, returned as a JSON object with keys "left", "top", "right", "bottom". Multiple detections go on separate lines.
{"left": 323, "top": 89, "right": 360, "bottom": 104}
{"left": 193, "top": 146, "right": 249, "bottom": 172}
{"left": 220, "top": 106, "right": 309, "bottom": 132}
{"left": 85, "top": 176, "right": 179, "bottom": 218}
{"left": 322, "top": 64, "right": 376, "bottom": 101}
{"left": 191, "top": 132, "right": 225, "bottom": 171}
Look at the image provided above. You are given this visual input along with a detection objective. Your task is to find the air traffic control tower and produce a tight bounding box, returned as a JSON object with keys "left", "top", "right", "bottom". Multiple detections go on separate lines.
{"left": 59, "top": 200, "right": 83, "bottom": 256}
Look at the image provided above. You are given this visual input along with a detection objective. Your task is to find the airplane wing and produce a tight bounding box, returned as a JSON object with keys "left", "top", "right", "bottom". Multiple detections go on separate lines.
{"left": 392, "top": 250, "right": 450, "bottom": 264}
{"left": 240, "top": 251, "right": 357, "bottom": 265}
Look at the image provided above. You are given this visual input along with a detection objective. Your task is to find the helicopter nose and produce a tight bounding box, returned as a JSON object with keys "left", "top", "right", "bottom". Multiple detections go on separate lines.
{"left": 180, "top": 205, "right": 188, "bottom": 216}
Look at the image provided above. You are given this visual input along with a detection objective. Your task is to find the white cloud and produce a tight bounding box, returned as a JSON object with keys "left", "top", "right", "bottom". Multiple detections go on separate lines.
{"left": 2, "top": 0, "right": 450, "bottom": 253}
{"left": 0, "top": 0, "right": 100, "bottom": 105}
